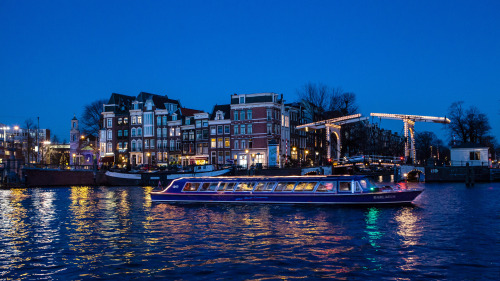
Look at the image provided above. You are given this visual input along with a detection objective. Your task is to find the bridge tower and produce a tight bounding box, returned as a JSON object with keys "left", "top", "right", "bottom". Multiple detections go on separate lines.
{"left": 370, "top": 113, "right": 450, "bottom": 164}
{"left": 296, "top": 114, "right": 368, "bottom": 162}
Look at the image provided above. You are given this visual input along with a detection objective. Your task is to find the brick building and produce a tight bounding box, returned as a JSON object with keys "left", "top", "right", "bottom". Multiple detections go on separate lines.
{"left": 98, "top": 91, "right": 331, "bottom": 169}
{"left": 230, "top": 93, "right": 283, "bottom": 168}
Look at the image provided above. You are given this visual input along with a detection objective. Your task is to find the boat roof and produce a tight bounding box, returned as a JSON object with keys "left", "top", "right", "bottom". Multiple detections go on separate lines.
{"left": 172, "top": 175, "right": 368, "bottom": 182}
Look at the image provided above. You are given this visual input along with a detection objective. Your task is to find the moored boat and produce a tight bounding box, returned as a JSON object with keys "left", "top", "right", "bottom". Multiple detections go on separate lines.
{"left": 105, "top": 165, "right": 231, "bottom": 186}
{"left": 150, "top": 175, "right": 424, "bottom": 205}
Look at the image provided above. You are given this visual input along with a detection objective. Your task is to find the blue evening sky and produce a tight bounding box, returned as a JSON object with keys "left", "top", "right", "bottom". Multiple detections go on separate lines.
{"left": 1, "top": 0, "right": 499, "bottom": 143}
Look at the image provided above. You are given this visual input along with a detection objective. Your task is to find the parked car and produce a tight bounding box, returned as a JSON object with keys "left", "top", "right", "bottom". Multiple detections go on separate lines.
{"left": 347, "top": 155, "right": 365, "bottom": 163}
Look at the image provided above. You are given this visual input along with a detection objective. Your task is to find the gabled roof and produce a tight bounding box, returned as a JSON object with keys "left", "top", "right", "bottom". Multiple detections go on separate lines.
{"left": 135, "top": 92, "right": 180, "bottom": 109}
{"left": 180, "top": 108, "right": 204, "bottom": 117}
{"left": 210, "top": 104, "right": 231, "bottom": 120}
{"left": 152, "top": 95, "right": 180, "bottom": 109}
{"left": 107, "top": 93, "right": 135, "bottom": 105}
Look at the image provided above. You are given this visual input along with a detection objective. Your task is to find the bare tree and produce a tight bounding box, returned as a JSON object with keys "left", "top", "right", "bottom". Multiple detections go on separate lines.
{"left": 80, "top": 99, "right": 107, "bottom": 137}
{"left": 447, "top": 101, "right": 492, "bottom": 145}
{"left": 328, "top": 88, "right": 359, "bottom": 117}
{"left": 298, "top": 83, "right": 359, "bottom": 119}
{"left": 415, "top": 131, "right": 447, "bottom": 162}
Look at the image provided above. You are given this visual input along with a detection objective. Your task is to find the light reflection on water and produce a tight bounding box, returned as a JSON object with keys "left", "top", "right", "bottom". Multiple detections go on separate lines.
{"left": 0, "top": 183, "right": 499, "bottom": 280}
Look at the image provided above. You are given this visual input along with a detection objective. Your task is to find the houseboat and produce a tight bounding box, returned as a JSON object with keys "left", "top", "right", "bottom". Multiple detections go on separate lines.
{"left": 150, "top": 175, "right": 424, "bottom": 205}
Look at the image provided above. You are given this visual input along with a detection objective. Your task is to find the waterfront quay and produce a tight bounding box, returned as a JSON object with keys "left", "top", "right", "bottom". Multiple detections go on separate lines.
{"left": 1, "top": 182, "right": 499, "bottom": 280}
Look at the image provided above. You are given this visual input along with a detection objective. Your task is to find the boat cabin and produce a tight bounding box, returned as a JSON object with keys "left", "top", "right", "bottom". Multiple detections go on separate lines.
{"left": 165, "top": 176, "right": 380, "bottom": 194}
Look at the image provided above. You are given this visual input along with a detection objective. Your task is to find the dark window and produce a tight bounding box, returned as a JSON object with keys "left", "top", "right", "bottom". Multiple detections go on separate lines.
{"left": 208, "top": 182, "right": 219, "bottom": 191}
{"left": 469, "top": 151, "right": 480, "bottom": 160}
{"left": 339, "top": 182, "right": 351, "bottom": 192}
{"left": 199, "top": 182, "right": 211, "bottom": 191}
{"left": 182, "top": 182, "right": 200, "bottom": 192}
{"left": 219, "top": 182, "right": 236, "bottom": 191}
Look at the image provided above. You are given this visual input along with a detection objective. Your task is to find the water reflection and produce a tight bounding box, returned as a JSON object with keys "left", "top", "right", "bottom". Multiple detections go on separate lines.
{"left": 1, "top": 183, "right": 498, "bottom": 280}
{"left": 395, "top": 207, "right": 423, "bottom": 271}
{"left": 146, "top": 204, "right": 357, "bottom": 278}
{"left": 3, "top": 190, "right": 31, "bottom": 267}
{"left": 364, "top": 207, "right": 382, "bottom": 248}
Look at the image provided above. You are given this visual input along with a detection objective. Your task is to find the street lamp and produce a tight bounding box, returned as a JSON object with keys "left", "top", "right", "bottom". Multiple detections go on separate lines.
{"left": 147, "top": 152, "right": 151, "bottom": 170}
{"left": 315, "top": 151, "right": 319, "bottom": 166}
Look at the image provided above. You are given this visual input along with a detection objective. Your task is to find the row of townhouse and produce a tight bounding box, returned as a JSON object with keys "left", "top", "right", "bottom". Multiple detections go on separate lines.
{"left": 99, "top": 92, "right": 310, "bottom": 168}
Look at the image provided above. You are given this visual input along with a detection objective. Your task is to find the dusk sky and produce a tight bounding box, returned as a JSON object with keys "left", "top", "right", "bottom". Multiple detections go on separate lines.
{"left": 1, "top": 0, "right": 499, "bottom": 142}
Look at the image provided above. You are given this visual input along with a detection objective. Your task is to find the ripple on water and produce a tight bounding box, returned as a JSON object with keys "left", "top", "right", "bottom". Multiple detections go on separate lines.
{"left": 0, "top": 183, "right": 499, "bottom": 280}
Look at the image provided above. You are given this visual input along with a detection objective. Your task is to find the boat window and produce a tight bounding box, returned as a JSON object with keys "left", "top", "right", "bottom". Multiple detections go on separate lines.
{"left": 293, "top": 182, "right": 306, "bottom": 192}
{"left": 264, "top": 182, "right": 275, "bottom": 192}
{"left": 220, "top": 182, "right": 235, "bottom": 192}
{"left": 234, "top": 182, "right": 254, "bottom": 192}
{"left": 316, "top": 182, "right": 337, "bottom": 193}
{"left": 294, "top": 182, "right": 316, "bottom": 192}
{"left": 208, "top": 182, "right": 219, "bottom": 191}
{"left": 274, "top": 182, "right": 286, "bottom": 192}
{"left": 339, "top": 182, "right": 351, "bottom": 192}
{"left": 199, "top": 182, "right": 211, "bottom": 191}
{"left": 359, "top": 180, "right": 368, "bottom": 189}
{"left": 217, "top": 182, "right": 227, "bottom": 191}
{"left": 274, "top": 182, "right": 296, "bottom": 192}
{"left": 182, "top": 182, "right": 200, "bottom": 192}
{"left": 304, "top": 182, "right": 316, "bottom": 191}
{"left": 354, "top": 182, "right": 363, "bottom": 193}
{"left": 359, "top": 179, "right": 377, "bottom": 190}
{"left": 284, "top": 182, "right": 296, "bottom": 191}
{"left": 245, "top": 182, "right": 256, "bottom": 191}
{"left": 254, "top": 182, "right": 267, "bottom": 191}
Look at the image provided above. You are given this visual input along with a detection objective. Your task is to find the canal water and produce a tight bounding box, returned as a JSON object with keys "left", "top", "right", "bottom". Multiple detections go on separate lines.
{"left": 1, "top": 182, "right": 499, "bottom": 280}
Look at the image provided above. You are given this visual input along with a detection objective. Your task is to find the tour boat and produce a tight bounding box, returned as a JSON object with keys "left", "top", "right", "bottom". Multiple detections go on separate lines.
{"left": 150, "top": 175, "right": 424, "bottom": 205}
